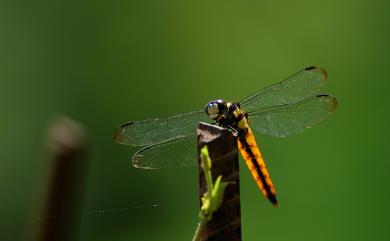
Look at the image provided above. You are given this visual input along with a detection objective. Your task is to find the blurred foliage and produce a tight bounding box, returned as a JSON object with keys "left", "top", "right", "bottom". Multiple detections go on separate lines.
{"left": 1, "top": 0, "right": 390, "bottom": 240}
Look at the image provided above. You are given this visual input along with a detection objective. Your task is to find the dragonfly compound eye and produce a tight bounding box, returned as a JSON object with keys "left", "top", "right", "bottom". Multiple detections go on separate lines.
{"left": 205, "top": 99, "right": 226, "bottom": 120}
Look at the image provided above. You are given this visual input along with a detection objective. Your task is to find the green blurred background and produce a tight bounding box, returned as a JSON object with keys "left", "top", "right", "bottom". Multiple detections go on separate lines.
{"left": 1, "top": 0, "right": 390, "bottom": 240}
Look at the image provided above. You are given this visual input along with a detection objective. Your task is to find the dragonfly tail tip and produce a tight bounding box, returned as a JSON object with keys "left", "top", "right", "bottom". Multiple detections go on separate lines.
{"left": 269, "top": 195, "right": 278, "bottom": 208}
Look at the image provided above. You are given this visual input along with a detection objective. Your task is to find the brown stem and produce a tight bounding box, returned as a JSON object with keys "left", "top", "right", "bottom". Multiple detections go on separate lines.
{"left": 34, "top": 116, "right": 88, "bottom": 241}
{"left": 197, "top": 122, "right": 242, "bottom": 241}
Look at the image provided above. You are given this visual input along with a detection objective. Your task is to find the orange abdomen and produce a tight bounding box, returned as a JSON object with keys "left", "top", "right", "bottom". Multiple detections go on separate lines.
{"left": 237, "top": 128, "right": 278, "bottom": 207}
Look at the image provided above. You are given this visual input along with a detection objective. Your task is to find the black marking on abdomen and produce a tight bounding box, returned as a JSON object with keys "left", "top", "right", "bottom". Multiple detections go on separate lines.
{"left": 238, "top": 132, "right": 278, "bottom": 206}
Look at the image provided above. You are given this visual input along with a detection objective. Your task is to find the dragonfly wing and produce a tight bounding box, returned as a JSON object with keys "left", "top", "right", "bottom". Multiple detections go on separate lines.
{"left": 115, "top": 110, "right": 209, "bottom": 146}
{"left": 248, "top": 95, "right": 337, "bottom": 137}
{"left": 132, "top": 136, "right": 197, "bottom": 169}
{"left": 239, "top": 66, "right": 327, "bottom": 112}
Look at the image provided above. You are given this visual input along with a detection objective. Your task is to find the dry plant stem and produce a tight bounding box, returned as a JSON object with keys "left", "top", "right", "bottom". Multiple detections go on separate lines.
{"left": 34, "top": 117, "right": 88, "bottom": 241}
{"left": 193, "top": 220, "right": 206, "bottom": 241}
{"left": 197, "top": 122, "right": 242, "bottom": 241}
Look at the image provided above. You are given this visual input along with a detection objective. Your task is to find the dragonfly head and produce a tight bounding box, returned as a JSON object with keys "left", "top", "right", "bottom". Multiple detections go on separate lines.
{"left": 205, "top": 99, "right": 227, "bottom": 120}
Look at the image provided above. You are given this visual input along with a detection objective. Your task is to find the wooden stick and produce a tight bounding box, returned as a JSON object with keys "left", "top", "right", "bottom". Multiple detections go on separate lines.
{"left": 197, "top": 122, "right": 242, "bottom": 241}
{"left": 34, "top": 117, "right": 88, "bottom": 241}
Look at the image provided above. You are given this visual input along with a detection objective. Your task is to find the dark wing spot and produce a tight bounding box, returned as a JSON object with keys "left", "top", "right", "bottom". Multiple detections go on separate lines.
{"left": 119, "top": 121, "right": 134, "bottom": 128}
{"left": 305, "top": 66, "right": 328, "bottom": 80}
{"left": 305, "top": 66, "right": 316, "bottom": 70}
{"left": 114, "top": 121, "right": 134, "bottom": 143}
{"left": 317, "top": 94, "right": 338, "bottom": 111}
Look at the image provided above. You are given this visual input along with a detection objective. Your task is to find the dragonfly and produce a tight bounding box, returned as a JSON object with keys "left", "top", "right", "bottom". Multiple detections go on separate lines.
{"left": 114, "top": 66, "right": 337, "bottom": 207}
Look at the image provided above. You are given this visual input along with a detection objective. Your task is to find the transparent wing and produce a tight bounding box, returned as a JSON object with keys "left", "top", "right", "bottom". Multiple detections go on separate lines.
{"left": 132, "top": 136, "right": 197, "bottom": 169}
{"left": 248, "top": 95, "right": 337, "bottom": 137}
{"left": 239, "top": 66, "right": 327, "bottom": 112}
{"left": 115, "top": 110, "right": 209, "bottom": 146}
